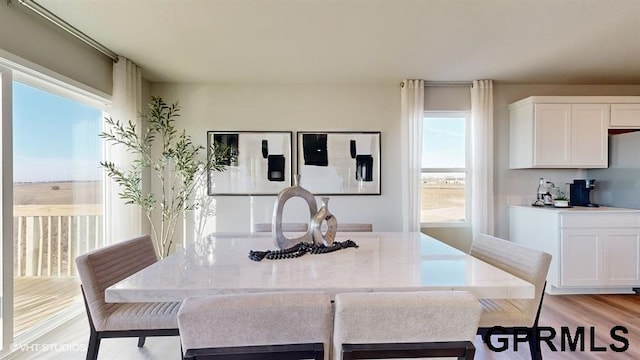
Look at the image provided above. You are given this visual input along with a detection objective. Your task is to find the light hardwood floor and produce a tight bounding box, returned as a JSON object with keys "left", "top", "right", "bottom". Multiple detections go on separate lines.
{"left": 8, "top": 293, "right": 640, "bottom": 359}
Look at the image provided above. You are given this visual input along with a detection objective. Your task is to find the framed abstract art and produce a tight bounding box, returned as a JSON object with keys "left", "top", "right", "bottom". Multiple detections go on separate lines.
{"left": 296, "top": 131, "right": 381, "bottom": 195}
{"left": 207, "top": 131, "right": 292, "bottom": 195}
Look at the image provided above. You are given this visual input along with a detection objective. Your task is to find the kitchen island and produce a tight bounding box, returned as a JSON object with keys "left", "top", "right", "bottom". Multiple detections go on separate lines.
{"left": 509, "top": 204, "right": 640, "bottom": 294}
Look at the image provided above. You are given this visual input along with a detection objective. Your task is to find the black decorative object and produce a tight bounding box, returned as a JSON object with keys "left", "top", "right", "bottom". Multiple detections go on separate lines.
{"left": 207, "top": 131, "right": 292, "bottom": 195}
{"left": 248, "top": 239, "right": 359, "bottom": 262}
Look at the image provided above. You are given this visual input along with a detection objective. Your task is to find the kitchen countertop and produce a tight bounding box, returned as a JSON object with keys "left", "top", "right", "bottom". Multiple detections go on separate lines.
{"left": 509, "top": 204, "right": 640, "bottom": 213}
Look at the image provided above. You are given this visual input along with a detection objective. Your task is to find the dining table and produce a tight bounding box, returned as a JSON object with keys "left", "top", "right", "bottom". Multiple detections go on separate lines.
{"left": 105, "top": 231, "right": 534, "bottom": 303}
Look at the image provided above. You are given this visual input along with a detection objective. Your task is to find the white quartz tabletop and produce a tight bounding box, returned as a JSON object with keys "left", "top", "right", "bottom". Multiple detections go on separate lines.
{"left": 106, "top": 232, "right": 534, "bottom": 302}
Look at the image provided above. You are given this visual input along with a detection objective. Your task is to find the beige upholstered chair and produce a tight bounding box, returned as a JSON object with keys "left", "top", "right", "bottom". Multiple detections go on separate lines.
{"left": 254, "top": 223, "right": 308, "bottom": 232}
{"left": 178, "top": 291, "right": 332, "bottom": 360}
{"left": 75, "top": 234, "right": 180, "bottom": 360}
{"left": 470, "top": 234, "right": 552, "bottom": 360}
{"left": 336, "top": 223, "right": 373, "bottom": 232}
{"left": 333, "top": 291, "right": 481, "bottom": 360}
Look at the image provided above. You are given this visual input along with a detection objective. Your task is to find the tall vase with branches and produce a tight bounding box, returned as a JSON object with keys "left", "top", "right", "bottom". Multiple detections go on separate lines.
{"left": 100, "top": 96, "right": 231, "bottom": 258}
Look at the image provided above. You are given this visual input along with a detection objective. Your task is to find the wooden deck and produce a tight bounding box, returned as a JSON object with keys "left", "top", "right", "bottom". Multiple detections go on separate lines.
{"left": 14, "top": 276, "right": 82, "bottom": 337}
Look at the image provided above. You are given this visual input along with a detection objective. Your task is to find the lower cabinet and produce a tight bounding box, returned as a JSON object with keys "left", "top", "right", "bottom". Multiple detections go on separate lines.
{"left": 561, "top": 228, "right": 640, "bottom": 287}
{"left": 509, "top": 205, "right": 640, "bottom": 294}
{"left": 604, "top": 229, "right": 640, "bottom": 286}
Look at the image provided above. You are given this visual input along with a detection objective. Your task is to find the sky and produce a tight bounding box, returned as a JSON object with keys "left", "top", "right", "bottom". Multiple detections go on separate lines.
{"left": 13, "top": 81, "right": 103, "bottom": 182}
{"left": 422, "top": 116, "right": 466, "bottom": 169}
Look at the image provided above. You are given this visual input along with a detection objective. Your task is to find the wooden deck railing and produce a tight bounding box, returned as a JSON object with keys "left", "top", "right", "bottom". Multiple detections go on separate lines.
{"left": 13, "top": 204, "right": 103, "bottom": 277}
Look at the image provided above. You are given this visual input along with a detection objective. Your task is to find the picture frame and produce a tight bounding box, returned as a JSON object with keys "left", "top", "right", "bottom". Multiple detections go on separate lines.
{"left": 296, "top": 131, "right": 381, "bottom": 195}
{"left": 207, "top": 131, "right": 293, "bottom": 195}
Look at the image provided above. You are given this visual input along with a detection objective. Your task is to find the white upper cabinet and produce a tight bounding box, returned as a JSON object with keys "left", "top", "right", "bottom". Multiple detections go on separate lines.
{"left": 509, "top": 96, "right": 640, "bottom": 169}
{"left": 570, "top": 104, "right": 609, "bottom": 167}
{"left": 510, "top": 98, "right": 609, "bottom": 168}
{"left": 610, "top": 104, "right": 640, "bottom": 128}
{"left": 532, "top": 103, "right": 571, "bottom": 166}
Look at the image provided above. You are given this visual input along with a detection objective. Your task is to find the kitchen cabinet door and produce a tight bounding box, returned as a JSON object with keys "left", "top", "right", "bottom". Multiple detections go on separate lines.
{"left": 509, "top": 98, "right": 610, "bottom": 169}
{"left": 603, "top": 228, "right": 640, "bottom": 285}
{"left": 561, "top": 229, "right": 601, "bottom": 286}
{"left": 571, "top": 104, "right": 609, "bottom": 167}
{"left": 611, "top": 104, "right": 640, "bottom": 128}
{"left": 533, "top": 104, "right": 571, "bottom": 166}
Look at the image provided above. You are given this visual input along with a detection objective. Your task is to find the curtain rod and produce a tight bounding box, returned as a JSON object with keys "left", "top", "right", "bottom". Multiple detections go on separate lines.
{"left": 16, "top": 0, "right": 118, "bottom": 61}
{"left": 424, "top": 81, "right": 472, "bottom": 87}
{"left": 400, "top": 81, "right": 472, "bottom": 88}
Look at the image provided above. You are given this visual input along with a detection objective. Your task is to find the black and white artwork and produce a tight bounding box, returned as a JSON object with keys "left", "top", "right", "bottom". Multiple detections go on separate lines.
{"left": 297, "top": 131, "right": 381, "bottom": 195}
{"left": 207, "top": 131, "right": 292, "bottom": 195}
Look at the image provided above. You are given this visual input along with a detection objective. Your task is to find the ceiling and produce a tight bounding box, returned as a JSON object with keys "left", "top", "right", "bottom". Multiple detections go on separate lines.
{"left": 37, "top": 0, "right": 640, "bottom": 85}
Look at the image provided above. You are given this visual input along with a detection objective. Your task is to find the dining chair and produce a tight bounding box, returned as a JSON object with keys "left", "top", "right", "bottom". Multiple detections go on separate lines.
{"left": 254, "top": 222, "right": 308, "bottom": 232}
{"left": 177, "top": 291, "right": 332, "bottom": 360}
{"left": 332, "top": 291, "right": 481, "bottom": 360}
{"left": 75, "top": 234, "right": 180, "bottom": 360}
{"left": 470, "top": 233, "right": 552, "bottom": 360}
{"left": 336, "top": 223, "right": 373, "bottom": 232}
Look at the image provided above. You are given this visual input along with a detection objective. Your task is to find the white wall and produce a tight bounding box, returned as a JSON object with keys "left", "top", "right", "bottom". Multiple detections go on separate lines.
{"left": 0, "top": 3, "right": 112, "bottom": 94}
{"left": 150, "top": 82, "right": 640, "bottom": 246}
{"left": 150, "top": 83, "right": 401, "bottom": 235}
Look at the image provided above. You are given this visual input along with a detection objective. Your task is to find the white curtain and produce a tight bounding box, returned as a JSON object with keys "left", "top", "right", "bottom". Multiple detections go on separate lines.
{"left": 104, "top": 56, "right": 143, "bottom": 243}
{"left": 470, "top": 80, "right": 494, "bottom": 237}
{"left": 400, "top": 79, "right": 424, "bottom": 232}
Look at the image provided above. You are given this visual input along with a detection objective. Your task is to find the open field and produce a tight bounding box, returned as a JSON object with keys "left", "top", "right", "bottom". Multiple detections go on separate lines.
{"left": 13, "top": 180, "right": 464, "bottom": 222}
{"left": 13, "top": 181, "right": 101, "bottom": 205}
{"left": 421, "top": 183, "right": 465, "bottom": 222}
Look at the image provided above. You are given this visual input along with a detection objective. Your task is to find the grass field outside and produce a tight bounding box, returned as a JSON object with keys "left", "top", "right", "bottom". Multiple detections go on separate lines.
{"left": 13, "top": 181, "right": 101, "bottom": 205}
{"left": 421, "top": 183, "right": 466, "bottom": 223}
{"left": 14, "top": 179, "right": 466, "bottom": 224}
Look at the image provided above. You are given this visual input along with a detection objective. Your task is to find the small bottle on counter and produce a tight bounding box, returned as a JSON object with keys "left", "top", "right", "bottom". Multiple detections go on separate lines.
{"left": 536, "top": 178, "right": 547, "bottom": 204}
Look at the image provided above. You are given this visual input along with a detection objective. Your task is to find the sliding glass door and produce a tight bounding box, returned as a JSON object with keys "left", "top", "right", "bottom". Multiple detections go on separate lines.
{"left": 0, "top": 60, "right": 107, "bottom": 355}
{"left": 12, "top": 79, "right": 105, "bottom": 340}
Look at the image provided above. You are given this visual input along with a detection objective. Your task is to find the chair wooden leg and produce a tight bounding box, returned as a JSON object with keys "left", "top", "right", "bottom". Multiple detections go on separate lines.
{"left": 137, "top": 336, "right": 146, "bottom": 347}
{"left": 313, "top": 343, "right": 324, "bottom": 360}
{"left": 528, "top": 282, "right": 546, "bottom": 360}
{"left": 460, "top": 342, "right": 475, "bottom": 360}
{"left": 86, "top": 330, "right": 100, "bottom": 360}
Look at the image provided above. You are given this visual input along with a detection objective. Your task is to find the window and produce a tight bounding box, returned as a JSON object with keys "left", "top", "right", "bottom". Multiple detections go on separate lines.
{"left": 421, "top": 112, "right": 470, "bottom": 225}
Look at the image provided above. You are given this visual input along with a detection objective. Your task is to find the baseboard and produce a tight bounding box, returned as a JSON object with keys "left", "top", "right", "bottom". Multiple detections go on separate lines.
{"left": 546, "top": 286, "right": 638, "bottom": 295}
